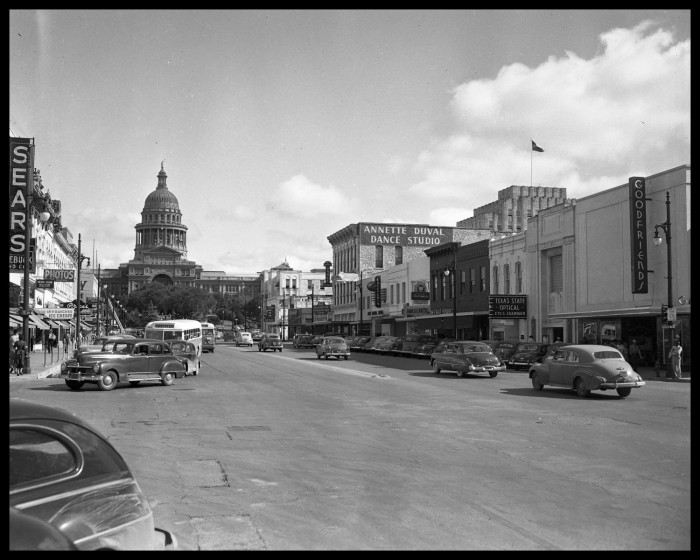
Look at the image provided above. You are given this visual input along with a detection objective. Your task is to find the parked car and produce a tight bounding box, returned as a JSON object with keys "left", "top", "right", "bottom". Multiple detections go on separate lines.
{"left": 373, "top": 336, "right": 398, "bottom": 354}
{"left": 292, "top": 334, "right": 306, "bottom": 348}
{"left": 60, "top": 338, "right": 187, "bottom": 391}
{"left": 251, "top": 331, "right": 263, "bottom": 343}
{"left": 415, "top": 338, "right": 450, "bottom": 359}
{"left": 309, "top": 335, "right": 324, "bottom": 347}
{"left": 390, "top": 337, "right": 406, "bottom": 356}
{"left": 315, "top": 336, "right": 351, "bottom": 360}
{"left": 258, "top": 333, "right": 283, "bottom": 352}
{"left": 430, "top": 340, "right": 505, "bottom": 378}
{"left": 358, "top": 336, "right": 379, "bottom": 353}
{"left": 298, "top": 335, "right": 318, "bottom": 349}
{"left": 529, "top": 344, "right": 646, "bottom": 398}
{"left": 235, "top": 331, "right": 254, "bottom": 347}
{"left": 482, "top": 339, "right": 519, "bottom": 365}
{"left": 169, "top": 339, "right": 200, "bottom": 376}
{"left": 349, "top": 336, "right": 370, "bottom": 351}
{"left": 9, "top": 398, "right": 178, "bottom": 550}
{"left": 73, "top": 334, "right": 136, "bottom": 358}
{"left": 507, "top": 342, "right": 551, "bottom": 370}
{"left": 399, "top": 334, "right": 438, "bottom": 357}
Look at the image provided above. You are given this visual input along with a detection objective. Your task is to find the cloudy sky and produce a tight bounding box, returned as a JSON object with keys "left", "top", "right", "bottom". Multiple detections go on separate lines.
{"left": 10, "top": 10, "right": 690, "bottom": 274}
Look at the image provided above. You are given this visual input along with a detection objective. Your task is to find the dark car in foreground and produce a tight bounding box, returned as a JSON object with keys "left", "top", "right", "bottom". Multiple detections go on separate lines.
{"left": 529, "top": 344, "right": 646, "bottom": 398}
{"left": 9, "top": 398, "right": 177, "bottom": 550}
{"left": 507, "top": 341, "right": 551, "bottom": 370}
{"left": 258, "top": 333, "right": 283, "bottom": 352}
{"left": 430, "top": 341, "right": 504, "bottom": 377}
{"left": 61, "top": 338, "right": 187, "bottom": 391}
{"left": 316, "top": 336, "right": 351, "bottom": 360}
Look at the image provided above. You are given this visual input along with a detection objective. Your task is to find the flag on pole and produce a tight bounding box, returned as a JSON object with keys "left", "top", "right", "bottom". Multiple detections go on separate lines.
{"left": 531, "top": 140, "right": 544, "bottom": 152}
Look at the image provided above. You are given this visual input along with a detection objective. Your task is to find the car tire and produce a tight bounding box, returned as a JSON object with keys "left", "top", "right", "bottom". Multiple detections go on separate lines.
{"left": 344, "top": 356, "right": 348, "bottom": 360}
{"left": 531, "top": 373, "right": 544, "bottom": 391}
{"left": 325, "top": 354, "right": 329, "bottom": 360}
{"left": 616, "top": 387, "right": 632, "bottom": 398}
{"left": 456, "top": 369, "right": 464, "bottom": 377}
{"left": 129, "top": 381, "right": 141, "bottom": 386}
{"left": 65, "top": 379, "right": 84, "bottom": 390}
{"left": 489, "top": 372, "right": 498, "bottom": 378}
{"left": 575, "top": 378, "right": 590, "bottom": 398}
{"left": 161, "top": 372, "right": 174, "bottom": 386}
{"left": 97, "top": 371, "right": 118, "bottom": 391}
{"left": 432, "top": 361, "right": 441, "bottom": 374}
{"left": 317, "top": 353, "right": 321, "bottom": 359}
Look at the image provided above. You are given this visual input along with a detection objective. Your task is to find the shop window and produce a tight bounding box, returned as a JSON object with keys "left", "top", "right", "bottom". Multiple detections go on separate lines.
{"left": 504, "top": 264, "right": 510, "bottom": 294}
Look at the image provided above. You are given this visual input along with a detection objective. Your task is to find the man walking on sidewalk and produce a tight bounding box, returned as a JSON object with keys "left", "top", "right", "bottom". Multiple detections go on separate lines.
{"left": 668, "top": 341, "right": 683, "bottom": 381}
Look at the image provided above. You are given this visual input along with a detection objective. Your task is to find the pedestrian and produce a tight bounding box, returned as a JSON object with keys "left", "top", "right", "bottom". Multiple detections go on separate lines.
{"left": 615, "top": 339, "right": 628, "bottom": 361}
{"left": 628, "top": 339, "right": 643, "bottom": 371}
{"left": 63, "top": 331, "right": 71, "bottom": 354}
{"left": 10, "top": 328, "right": 19, "bottom": 375}
{"left": 668, "top": 341, "right": 683, "bottom": 380}
{"left": 47, "top": 330, "right": 56, "bottom": 358}
{"left": 13, "top": 334, "right": 27, "bottom": 376}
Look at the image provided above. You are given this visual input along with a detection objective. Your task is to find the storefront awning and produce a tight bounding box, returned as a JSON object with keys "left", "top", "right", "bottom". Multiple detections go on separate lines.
{"left": 27, "top": 314, "right": 50, "bottom": 330}
{"left": 9, "top": 314, "right": 22, "bottom": 327}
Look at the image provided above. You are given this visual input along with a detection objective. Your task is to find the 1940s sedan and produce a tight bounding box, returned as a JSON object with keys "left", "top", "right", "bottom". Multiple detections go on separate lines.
{"left": 430, "top": 341, "right": 504, "bottom": 377}
{"left": 529, "top": 344, "right": 646, "bottom": 398}
{"left": 10, "top": 398, "right": 177, "bottom": 550}
{"left": 61, "top": 338, "right": 187, "bottom": 391}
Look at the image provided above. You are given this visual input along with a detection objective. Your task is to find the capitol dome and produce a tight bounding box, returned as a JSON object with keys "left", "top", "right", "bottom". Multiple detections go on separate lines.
{"left": 142, "top": 162, "right": 180, "bottom": 212}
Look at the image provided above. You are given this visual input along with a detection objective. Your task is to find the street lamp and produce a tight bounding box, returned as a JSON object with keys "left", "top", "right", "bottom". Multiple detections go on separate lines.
{"left": 442, "top": 245, "right": 458, "bottom": 338}
{"left": 307, "top": 282, "right": 316, "bottom": 335}
{"left": 240, "top": 283, "right": 247, "bottom": 331}
{"left": 652, "top": 191, "right": 675, "bottom": 377}
{"left": 75, "top": 233, "right": 90, "bottom": 341}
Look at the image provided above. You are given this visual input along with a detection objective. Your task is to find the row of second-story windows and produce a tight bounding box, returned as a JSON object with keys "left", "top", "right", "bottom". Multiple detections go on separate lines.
{"left": 374, "top": 245, "right": 404, "bottom": 269}
{"left": 143, "top": 213, "right": 181, "bottom": 224}
{"left": 432, "top": 266, "right": 487, "bottom": 301}
{"left": 387, "top": 282, "right": 407, "bottom": 305}
{"left": 492, "top": 262, "right": 523, "bottom": 294}
{"left": 129, "top": 267, "right": 194, "bottom": 276}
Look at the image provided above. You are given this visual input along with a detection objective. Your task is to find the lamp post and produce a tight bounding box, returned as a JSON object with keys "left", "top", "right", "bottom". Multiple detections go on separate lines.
{"left": 442, "top": 245, "right": 458, "bottom": 338}
{"left": 240, "top": 283, "right": 247, "bottom": 331}
{"left": 75, "top": 234, "right": 90, "bottom": 342}
{"left": 357, "top": 271, "right": 363, "bottom": 337}
{"left": 95, "top": 264, "right": 101, "bottom": 337}
{"left": 19, "top": 182, "right": 52, "bottom": 374}
{"left": 307, "top": 282, "right": 315, "bottom": 335}
{"left": 652, "top": 191, "right": 674, "bottom": 377}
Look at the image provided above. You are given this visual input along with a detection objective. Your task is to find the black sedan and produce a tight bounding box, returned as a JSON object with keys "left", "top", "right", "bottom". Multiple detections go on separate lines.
{"left": 9, "top": 398, "right": 177, "bottom": 550}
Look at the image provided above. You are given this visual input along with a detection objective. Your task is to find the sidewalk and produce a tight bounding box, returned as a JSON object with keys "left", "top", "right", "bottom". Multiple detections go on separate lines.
{"left": 11, "top": 351, "right": 690, "bottom": 384}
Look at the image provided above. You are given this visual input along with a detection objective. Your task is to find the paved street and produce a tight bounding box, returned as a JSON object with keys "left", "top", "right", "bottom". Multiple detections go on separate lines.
{"left": 11, "top": 343, "right": 691, "bottom": 550}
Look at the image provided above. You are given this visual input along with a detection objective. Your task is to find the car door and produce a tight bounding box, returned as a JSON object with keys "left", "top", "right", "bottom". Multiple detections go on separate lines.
{"left": 548, "top": 349, "right": 575, "bottom": 385}
{"left": 128, "top": 342, "right": 151, "bottom": 376}
{"left": 557, "top": 349, "right": 581, "bottom": 387}
{"left": 147, "top": 342, "right": 170, "bottom": 373}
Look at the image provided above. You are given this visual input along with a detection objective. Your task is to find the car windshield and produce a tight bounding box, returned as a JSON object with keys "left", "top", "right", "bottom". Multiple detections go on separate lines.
{"left": 517, "top": 343, "right": 540, "bottom": 351}
{"left": 327, "top": 338, "right": 345, "bottom": 344}
{"left": 593, "top": 350, "right": 623, "bottom": 360}
{"left": 462, "top": 344, "right": 492, "bottom": 353}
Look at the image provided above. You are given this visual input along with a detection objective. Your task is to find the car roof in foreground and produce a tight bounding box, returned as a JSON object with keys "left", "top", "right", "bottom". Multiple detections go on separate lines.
{"left": 11, "top": 398, "right": 88, "bottom": 427}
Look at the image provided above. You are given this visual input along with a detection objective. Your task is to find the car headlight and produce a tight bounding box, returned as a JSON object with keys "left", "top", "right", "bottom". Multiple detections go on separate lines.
{"left": 92, "top": 363, "right": 100, "bottom": 374}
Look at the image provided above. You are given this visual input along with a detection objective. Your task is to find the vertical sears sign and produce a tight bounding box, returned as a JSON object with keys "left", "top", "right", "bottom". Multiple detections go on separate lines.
{"left": 629, "top": 177, "right": 648, "bottom": 293}
{"left": 9, "top": 137, "right": 34, "bottom": 272}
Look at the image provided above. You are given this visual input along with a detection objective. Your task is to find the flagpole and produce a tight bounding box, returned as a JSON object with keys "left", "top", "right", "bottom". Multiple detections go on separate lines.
{"left": 531, "top": 146, "right": 533, "bottom": 187}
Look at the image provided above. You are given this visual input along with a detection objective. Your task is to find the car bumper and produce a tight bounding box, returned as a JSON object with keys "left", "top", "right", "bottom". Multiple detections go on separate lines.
{"left": 470, "top": 365, "right": 506, "bottom": 372}
{"left": 599, "top": 380, "right": 646, "bottom": 389}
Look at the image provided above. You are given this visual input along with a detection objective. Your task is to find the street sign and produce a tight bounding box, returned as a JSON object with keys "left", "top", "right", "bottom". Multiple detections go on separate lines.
{"left": 36, "top": 279, "right": 55, "bottom": 289}
{"left": 44, "top": 269, "right": 76, "bottom": 282}
{"left": 41, "top": 308, "right": 75, "bottom": 320}
{"left": 667, "top": 307, "right": 677, "bottom": 321}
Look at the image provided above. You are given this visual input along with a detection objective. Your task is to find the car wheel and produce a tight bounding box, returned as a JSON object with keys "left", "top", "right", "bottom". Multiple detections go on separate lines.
{"left": 279, "top": 348, "right": 282, "bottom": 352}
{"left": 317, "top": 353, "right": 321, "bottom": 359}
{"left": 161, "top": 372, "right": 174, "bottom": 386}
{"left": 258, "top": 346, "right": 262, "bottom": 352}
{"left": 432, "top": 361, "right": 441, "bottom": 374}
{"left": 575, "top": 378, "right": 590, "bottom": 398}
{"left": 97, "top": 371, "right": 117, "bottom": 391}
{"left": 65, "top": 379, "right": 84, "bottom": 390}
{"left": 489, "top": 372, "right": 498, "bottom": 378}
{"left": 616, "top": 387, "right": 632, "bottom": 398}
{"left": 129, "top": 381, "right": 141, "bottom": 386}
{"left": 531, "top": 372, "right": 544, "bottom": 391}
{"left": 456, "top": 369, "right": 464, "bottom": 377}
{"left": 344, "top": 356, "right": 348, "bottom": 360}
{"left": 325, "top": 354, "right": 329, "bottom": 360}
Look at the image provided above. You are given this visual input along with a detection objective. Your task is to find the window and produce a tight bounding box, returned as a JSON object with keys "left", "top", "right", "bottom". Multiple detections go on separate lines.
{"left": 395, "top": 246, "right": 403, "bottom": 265}
{"left": 469, "top": 268, "right": 476, "bottom": 293}
{"left": 550, "top": 254, "right": 563, "bottom": 292}
{"left": 375, "top": 245, "right": 383, "bottom": 269}
{"left": 432, "top": 275, "right": 438, "bottom": 302}
{"left": 10, "top": 429, "right": 76, "bottom": 488}
{"left": 504, "top": 264, "right": 510, "bottom": 294}
{"left": 480, "top": 266, "right": 486, "bottom": 292}
{"left": 515, "top": 261, "right": 522, "bottom": 293}
{"left": 460, "top": 270, "right": 466, "bottom": 295}
{"left": 493, "top": 265, "right": 499, "bottom": 293}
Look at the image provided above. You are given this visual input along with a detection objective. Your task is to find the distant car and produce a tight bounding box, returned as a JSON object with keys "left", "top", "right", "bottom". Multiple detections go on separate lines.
{"left": 169, "top": 339, "right": 201, "bottom": 376}
{"left": 215, "top": 330, "right": 223, "bottom": 340}
{"left": 430, "top": 340, "right": 504, "bottom": 378}
{"left": 529, "top": 344, "right": 646, "bottom": 398}
{"left": 373, "top": 336, "right": 398, "bottom": 354}
{"left": 73, "top": 334, "right": 136, "bottom": 358}
{"left": 400, "top": 334, "right": 438, "bottom": 357}
{"left": 415, "top": 338, "right": 451, "bottom": 359}
{"left": 296, "top": 335, "right": 316, "bottom": 349}
{"left": 235, "top": 332, "right": 254, "bottom": 347}
{"left": 309, "top": 335, "right": 324, "bottom": 347}
{"left": 358, "top": 336, "right": 379, "bottom": 353}
{"left": 251, "top": 332, "right": 263, "bottom": 343}
{"left": 482, "top": 339, "right": 519, "bottom": 365}
{"left": 390, "top": 337, "right": 406, "bottom": 356}
{"left": 349, "top": 336, "right": 370, "bottom": 351}
{"left": 60, "top": 339, "right": 187, "bottom": 391}
{"left": 10, "top": 398, "right": 177, "bottom": 550}
{"left": 507, "top": 342, "right": 551, "bottom": 370}
{"left": 316, "top": 336, "right": 351, "bottom": 360}
{"left": 258, "top": 333, "right": 283, "bottom": 352}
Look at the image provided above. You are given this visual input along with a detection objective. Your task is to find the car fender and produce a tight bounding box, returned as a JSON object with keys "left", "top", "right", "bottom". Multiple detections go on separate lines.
{"left": 160, "top": 360, "right": 186, "bottom": 378}
{"left": 573, "top": 371, "right": 602, "bottom": 390}
{"left": 529, "top": 366, "right": 550, "bottom": 383}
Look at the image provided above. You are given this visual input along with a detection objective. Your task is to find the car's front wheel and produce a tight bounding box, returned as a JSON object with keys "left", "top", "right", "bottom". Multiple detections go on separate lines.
{"left": 161, "top": 372, "right": 174, "bottom": 386}
{"left": 344, "top": 356, "right": 348, "bottom": 360}
{"left": 489, "top": 372, "right": 498, "bottom": 378}
{"left": 65, "top": 379, "right": 84, "bottom": 390}
{"left": 456, "top": 369, "right": 464, "bottom": 377}
{"left": 531, "top": 372, "right": 544, "bottom": 391}
{"left": 97, "top": 371, "right": 118, "bottom": 391}
{"left": 432, "top": 361, "right": 441, "bottom": 374}
{"left": 575, "top": 378, "right": 590, "bottom": 398}
{"left": 616, "top": 387, "right": 632, "bottom": 398}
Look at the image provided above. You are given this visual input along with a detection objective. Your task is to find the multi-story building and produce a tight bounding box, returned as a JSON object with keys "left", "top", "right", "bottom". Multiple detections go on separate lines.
{"left": 488, "top": 231, "right": 527, "bottom": 341}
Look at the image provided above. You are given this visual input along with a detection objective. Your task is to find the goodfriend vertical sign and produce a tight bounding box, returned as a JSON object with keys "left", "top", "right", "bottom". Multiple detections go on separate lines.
{"left": 629, "top": 176, "right": 648, "bottom": 293}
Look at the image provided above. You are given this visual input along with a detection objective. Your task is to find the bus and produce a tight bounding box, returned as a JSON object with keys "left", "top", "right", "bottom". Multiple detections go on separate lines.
{"left": 144, "top": 319, "right": 203, "bottom": 356}
{"left": 200, "top": 322, "right": 216, "bottom": 353}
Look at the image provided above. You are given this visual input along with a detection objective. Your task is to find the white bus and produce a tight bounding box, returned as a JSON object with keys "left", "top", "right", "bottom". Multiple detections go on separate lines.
{"left": 144, "top": 319, "right": 203, "bottom": 356}
{"left": 200, "top": 322, "right": 216, "bottom": 353}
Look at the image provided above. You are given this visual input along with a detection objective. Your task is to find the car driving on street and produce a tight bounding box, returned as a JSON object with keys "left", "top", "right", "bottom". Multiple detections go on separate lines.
{"left": 430, "top": 340, "right": 504, "bottom": 378}
{"left": 258, "top": 333, "right": 283, "bottom": 352}
{"left": 316, "top": 336, "right": 351, "bottom": 360}
{"left": 529, "top": 344, "right": 646, "bottom": 398}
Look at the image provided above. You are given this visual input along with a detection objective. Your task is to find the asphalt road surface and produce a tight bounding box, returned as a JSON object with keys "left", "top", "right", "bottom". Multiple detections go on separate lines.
{"left": 12, "top": 344, "right": 691, "bottom": 550}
